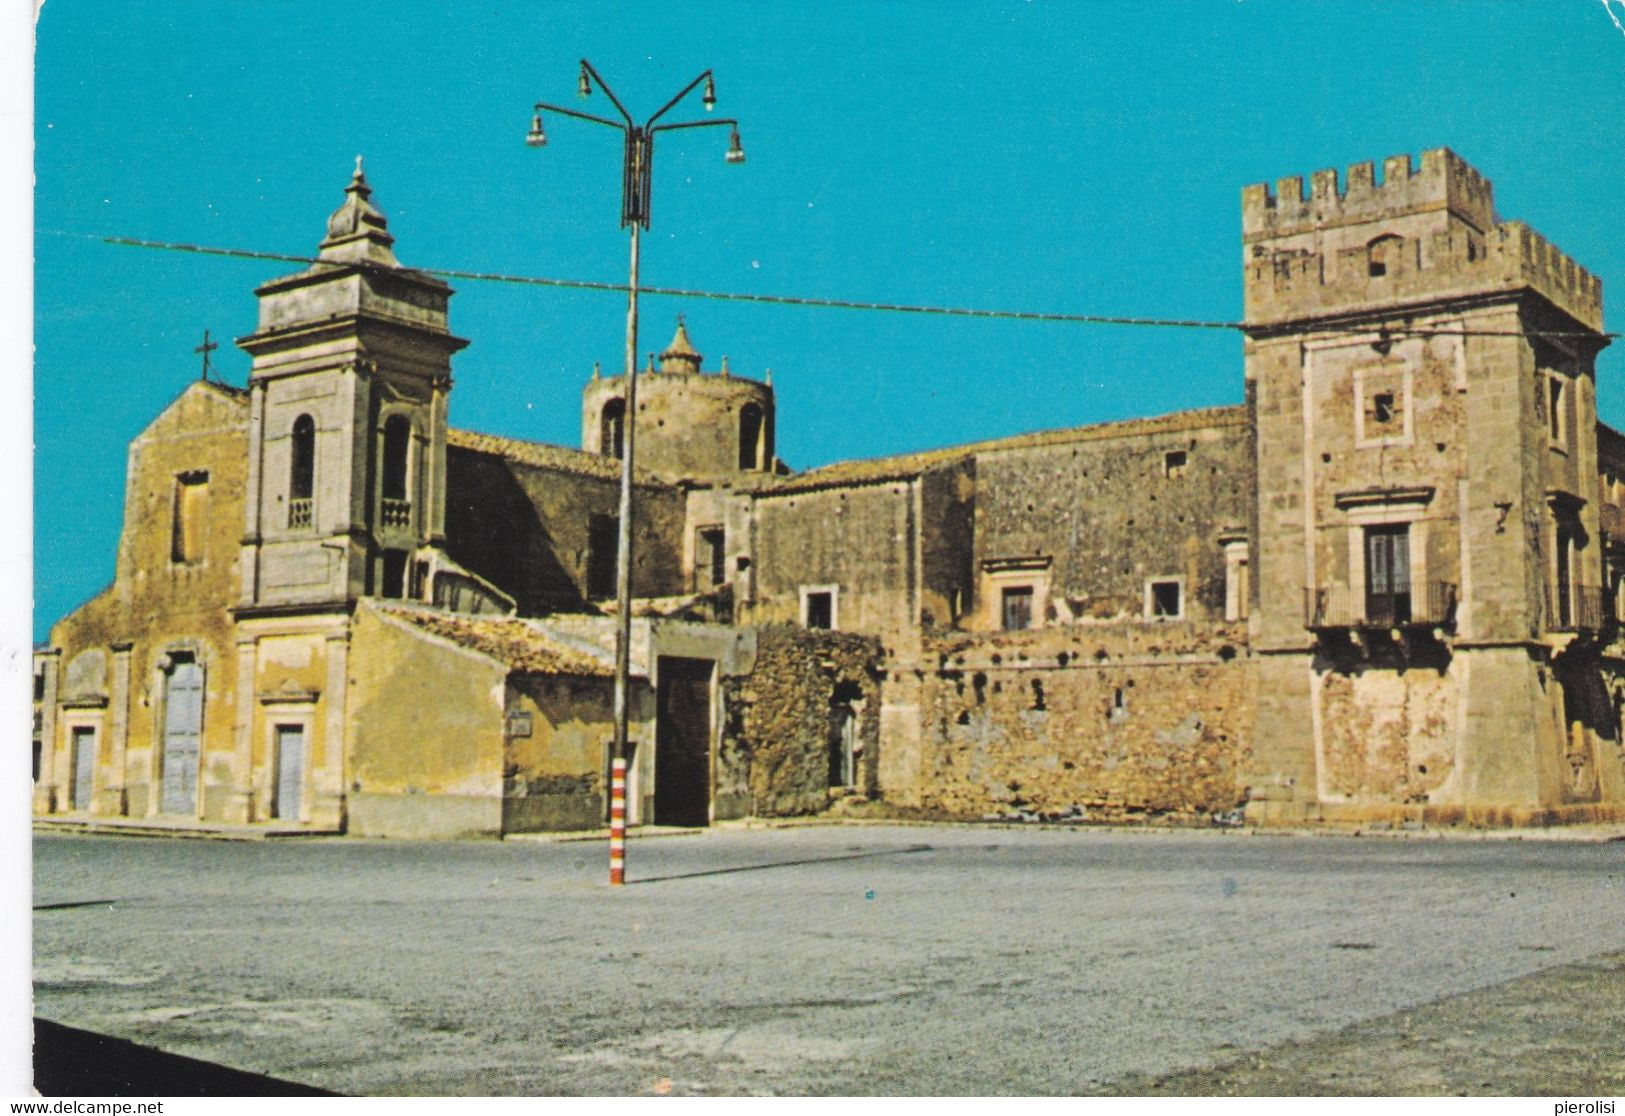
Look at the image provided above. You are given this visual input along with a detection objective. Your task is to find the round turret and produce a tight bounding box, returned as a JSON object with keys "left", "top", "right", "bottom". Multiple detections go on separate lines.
{"left": 582, "top": 317, "right": 776, "bottom": 482}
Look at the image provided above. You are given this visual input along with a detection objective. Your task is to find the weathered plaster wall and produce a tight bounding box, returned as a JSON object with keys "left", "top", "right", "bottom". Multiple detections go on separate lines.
{"left": 719, "top": 625, "right": 884, "bottom": 818}
{"left": 346, "top": 605, "right": 508, "bottom": 837}
{"left": 503, "top": 673, "right": 616, "bottom": 832}
{"left": 42, "top": 382, "right": 249, "bottom": 820}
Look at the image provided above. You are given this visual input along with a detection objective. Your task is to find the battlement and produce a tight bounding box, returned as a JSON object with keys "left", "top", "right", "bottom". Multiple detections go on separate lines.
{"left": 1242, "top": 149, "right": 1603, "bottom": 333}
{"left": 1243, "top": 148, "right": 1496, "bottom": 241}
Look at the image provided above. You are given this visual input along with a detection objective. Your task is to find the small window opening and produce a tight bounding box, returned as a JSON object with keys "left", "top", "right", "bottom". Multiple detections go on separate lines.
{"left": 1030, "top": 678, "right": 1046, "bottom": 711}
{"left": 1149, "top": 580, "right": 1182, "bottom": 619}
{"left": 600, "top": 399, "right": 626, "bottom": 460}
{"left": 1372, "top": 393, "right": 1395, "bottom": 424}
{"left": 171, "top": 472, "right": 209, "bottom": 564}
{"left": 1549, "top": 377, "right": 1566, "bottom": 443}
{"left": 1001, "top": 586, "right": 1034, "bottom": 631}
{"left": 698, "top": 527, "right": 726, "bottom": 588}
{"left": 1163, "top": 450, "right": 1187, "bottom": 479}
{"left": 804, "top": 590, "right": 833, "bottom": 630}
{"left": 739, "top": 403, "right": 764, "bottom": 471}
{"left": 33, "top": 670, "right": 45, "bottom": 703}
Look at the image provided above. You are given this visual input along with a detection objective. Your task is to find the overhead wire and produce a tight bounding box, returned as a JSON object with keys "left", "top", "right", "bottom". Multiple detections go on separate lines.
{"left": 38, "top": 228, "right": 1621, "bottom": 342}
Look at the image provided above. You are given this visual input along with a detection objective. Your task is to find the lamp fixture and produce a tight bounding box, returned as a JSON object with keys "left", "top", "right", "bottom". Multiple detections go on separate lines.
{"left": 702, "top": 74, "right": 716, "bottom": 112}
{"left": 526, "top": 111, "right": 548, "bottom": 147}
{"left": 725, "top": 125, "right": 745, "bottom": 164}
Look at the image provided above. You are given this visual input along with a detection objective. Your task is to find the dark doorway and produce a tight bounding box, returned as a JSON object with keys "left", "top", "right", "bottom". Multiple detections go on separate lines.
{"left": 655, "top": 657, "right": 713, "bottom": 827}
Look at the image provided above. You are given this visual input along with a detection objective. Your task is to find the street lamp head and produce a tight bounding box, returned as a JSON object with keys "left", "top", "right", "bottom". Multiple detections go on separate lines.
{"left": 526, "top": 112, "right": 548, "bottom": 148}
{"left": 725, "top": 125, "right": 745, "bottom": 165}
{"left": 578, "top": 63, "right": 592, "bottom": 100}
{"left": 702, "top": 74, "right": 717, "bottom": 112}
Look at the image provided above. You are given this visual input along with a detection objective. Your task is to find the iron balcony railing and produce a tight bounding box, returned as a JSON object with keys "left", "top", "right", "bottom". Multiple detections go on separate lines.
{"left": 1547, "top": 584, "right": 1612, "bottom": 634}
{"left": 1305, "top": 581, "right": 1458, "bottom": 630}
{"left": 287, "top": 498, "right": 313, "bottom": 529}
{"left": 380, "top": 498, "right": 412, "bottom": 529}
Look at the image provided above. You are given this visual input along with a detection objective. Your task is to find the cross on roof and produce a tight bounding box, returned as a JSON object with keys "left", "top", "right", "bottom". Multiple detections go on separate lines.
{"left": 194, "top": 329, "right": 218, "bottom": 381}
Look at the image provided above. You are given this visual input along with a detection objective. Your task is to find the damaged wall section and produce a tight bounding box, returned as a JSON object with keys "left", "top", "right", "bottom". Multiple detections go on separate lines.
{"left": 719, "top": 624, "right": 884, "bottom": 818}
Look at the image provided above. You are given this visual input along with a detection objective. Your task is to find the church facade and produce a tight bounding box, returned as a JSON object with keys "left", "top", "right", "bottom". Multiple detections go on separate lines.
{"left": 32, "top": 147, "right": 1625, "bottom": 837}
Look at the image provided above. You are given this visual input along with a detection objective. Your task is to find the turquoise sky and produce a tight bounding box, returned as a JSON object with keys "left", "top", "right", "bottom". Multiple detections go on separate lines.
{"left": 33, "top": 2, "right": 1625, "bottom": 640}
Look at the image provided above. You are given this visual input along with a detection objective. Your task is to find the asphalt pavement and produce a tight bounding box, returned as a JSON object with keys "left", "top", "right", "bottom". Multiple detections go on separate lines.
{"left": 29, "top": 824, "right": 1625, "bottom": 1095}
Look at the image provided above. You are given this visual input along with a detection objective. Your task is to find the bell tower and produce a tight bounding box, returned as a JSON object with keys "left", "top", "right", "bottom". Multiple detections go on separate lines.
{"left": 236, "top": 159, "right": 469, "bottom": 612}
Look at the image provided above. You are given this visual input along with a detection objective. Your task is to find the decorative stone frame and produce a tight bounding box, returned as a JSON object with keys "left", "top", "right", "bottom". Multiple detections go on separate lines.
{"left": 258, "top": 693, "right": 318, "bottom": 824}
{"left": 979, "top": 556, "right": 1053, "bottom": 631}
{"left": 1353, "top": 364, "right": 1414, "bottom": 448}
{"left": 799, "top": 584, "right": 839, "bottom": 631}
{"left": 149, "top": 642, "right": 209, "bottom": 820}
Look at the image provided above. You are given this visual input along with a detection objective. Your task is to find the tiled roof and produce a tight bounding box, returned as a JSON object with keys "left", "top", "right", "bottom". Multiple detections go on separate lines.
{"left": 379, "top": 606, "right": 613, "bottom": 677}
{"left": 446, "top": 428, "right": 661, "bottom": 485}
{"left": 757, "top": 405, "right": 1247, "bottom": 496}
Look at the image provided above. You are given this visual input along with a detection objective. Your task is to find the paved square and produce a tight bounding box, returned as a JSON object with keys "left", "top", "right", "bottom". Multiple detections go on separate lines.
{"left": 31, "top": 826, "right": 1625, "bottom": 1095}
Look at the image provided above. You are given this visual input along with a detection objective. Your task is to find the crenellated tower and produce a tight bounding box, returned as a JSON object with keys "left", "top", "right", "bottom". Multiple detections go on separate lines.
{"left": 1243, "top": 147, "right": 1616, "bottom": 824}
{"left": 235, "top": 159, "right": 469, "bottom": 612}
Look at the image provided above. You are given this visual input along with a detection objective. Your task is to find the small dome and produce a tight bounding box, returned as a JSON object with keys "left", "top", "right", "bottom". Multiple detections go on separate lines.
{"left": 318, "top": 155, "right": 399, "bottom": 266}
{"left": 658, "top": 315, "right": 702, "bottom": 374}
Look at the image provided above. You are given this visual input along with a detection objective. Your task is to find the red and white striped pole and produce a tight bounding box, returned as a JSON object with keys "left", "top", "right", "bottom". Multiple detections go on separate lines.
{"left": 609, "top": 756, "right": 627, "bottom": 886}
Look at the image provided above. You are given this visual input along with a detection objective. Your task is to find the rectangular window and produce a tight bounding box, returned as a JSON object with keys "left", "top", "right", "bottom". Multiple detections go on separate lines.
{"left": 1372, "top": 393, "right": 1395, "bottom": 424}
{"left": 804, "top": 590, "right": 834, "bottom": 630}
{"left": 1148, "top": 580, "right": 1182, "bottom": 620}
{"left": 1548, "top": 376, "right": 1567, "bottom": 446}
{"left": 171, "top": 472, "right": 209, "bottom": 564}
{"left": 1001, "top": 586, "right": 1034, "bottom": 631}
{"left": 697, "top": 527, "right": 726, "bottom": 589}
{"left": 587, "top": 515, "right": 619, "bottom": 600}
{"left": 1556, "top": 524, "right": 1575, "bottom": 629}
{"left": 1163, "top": 450, "right": 1187, "bottom": 479}
{"left": 1364, "top": 525, "right": 1412, "bottom": 625}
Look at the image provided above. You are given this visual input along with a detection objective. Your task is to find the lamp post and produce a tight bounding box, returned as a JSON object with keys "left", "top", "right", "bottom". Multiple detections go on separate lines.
{"left": 528, "top": 60, "right": 744, "bottom": 886}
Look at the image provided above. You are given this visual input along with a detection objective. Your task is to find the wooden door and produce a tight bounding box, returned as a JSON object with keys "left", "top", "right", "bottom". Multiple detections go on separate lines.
{"left": 273, "top": 724, "right": 304, "bottom": 821}
{"left": 160, "top": 660, "right": 202, "bottom": 815}
{"left": 654, "top": 657, "right": 713, "bottom": 827}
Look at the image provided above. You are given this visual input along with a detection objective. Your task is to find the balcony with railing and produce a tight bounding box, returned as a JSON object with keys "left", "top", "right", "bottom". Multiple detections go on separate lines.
{"left": 1547, "top": 584, "right": 1613, "bottom": 635}
{"left": 380, "top": 499, "right": 412, "bottom": 529}
{"left": 1305, "top": 581, "right": 1458, "bottom": 631}
{"left": 287, "top": 498, "right": 313, "bottom": 529}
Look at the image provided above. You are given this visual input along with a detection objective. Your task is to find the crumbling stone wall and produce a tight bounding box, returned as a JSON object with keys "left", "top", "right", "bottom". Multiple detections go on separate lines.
{"left": 719, "top": 624, "right": 883, "bottom": 817}
{"left": 915, "top": 621, "right": 1250, "bottom": 819}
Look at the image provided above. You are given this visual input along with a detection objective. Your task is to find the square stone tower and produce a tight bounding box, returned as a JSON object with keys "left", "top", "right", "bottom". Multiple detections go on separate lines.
{"left": 1242, "top": 148, "right": 1619, "bottom": 823}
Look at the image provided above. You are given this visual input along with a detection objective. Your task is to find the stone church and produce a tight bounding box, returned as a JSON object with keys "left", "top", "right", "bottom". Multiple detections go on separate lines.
{"left": 33, "top": 147, "right": 1625, "bottom": 837}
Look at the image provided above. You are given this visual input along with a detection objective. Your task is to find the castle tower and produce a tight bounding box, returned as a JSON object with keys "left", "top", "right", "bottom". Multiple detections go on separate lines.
{"left": 581, "top": 316, "right": 775, "bottom": 482}
{"left": 1242, "top": 148, "right": 1617, "bottom": 823}
{"left": 236, "top": 159, "right": 469, "bottom": 611}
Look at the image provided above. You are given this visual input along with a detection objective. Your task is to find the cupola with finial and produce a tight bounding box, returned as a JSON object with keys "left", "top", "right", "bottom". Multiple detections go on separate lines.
{"left": 658, "top": 315, "right": 703, "bottom": 375}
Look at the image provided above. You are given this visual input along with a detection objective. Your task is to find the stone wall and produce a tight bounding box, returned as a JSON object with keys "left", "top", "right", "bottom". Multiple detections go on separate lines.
{"left": 719, "top": 624, "right": 884, "bottom": 817}
{"left": 971, "top": 409, "right": 1251, "bottom": 625}
{"left": 912, "top": 621, "right": 1251, "bottom": 820}
{"left": 444, "top": 443, "right": 685, "bottom": 615}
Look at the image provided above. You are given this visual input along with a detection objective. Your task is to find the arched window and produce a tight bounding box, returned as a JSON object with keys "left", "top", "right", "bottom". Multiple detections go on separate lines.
{"left": 288, "top": 415, "right": 315, "bottom": 528}
{"left": 739, "top": 403, "right": 764, "bottom": 471}
{"left": 381, "top": 416, "right": 411, "bottom": 501}
{"left": 1367, "top": 234, "right": 1403, "bottom": 278}
{"left": 601, "top": 399, "right": 626, "bottom": 460}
